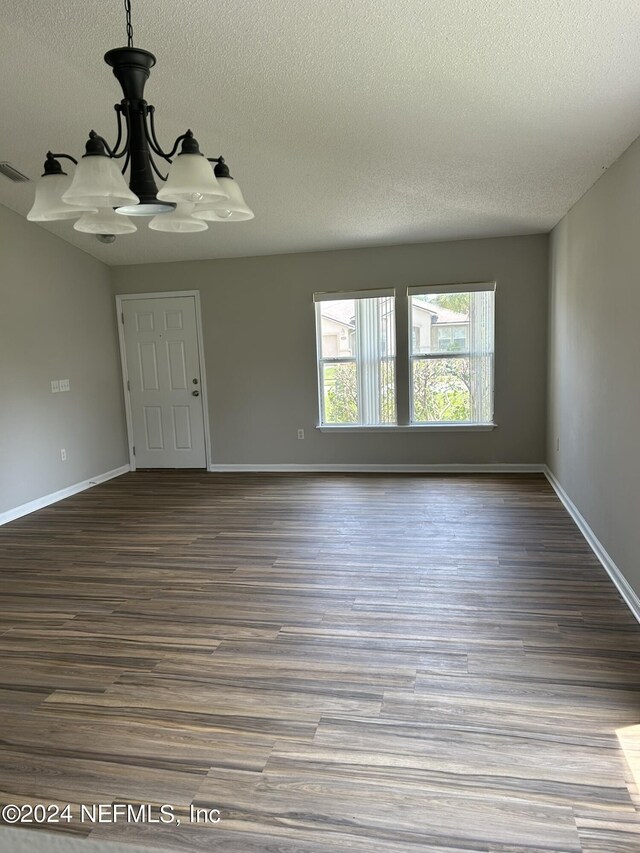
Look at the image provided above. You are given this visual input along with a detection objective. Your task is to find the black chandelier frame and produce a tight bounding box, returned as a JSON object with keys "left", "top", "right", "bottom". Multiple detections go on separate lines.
{"left": 42, "top": 0, "right": 233, "bottom": 215}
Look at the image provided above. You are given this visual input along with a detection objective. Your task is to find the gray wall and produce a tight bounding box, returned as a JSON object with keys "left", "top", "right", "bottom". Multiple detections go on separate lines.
{"left": 112, "top": 234, "right": 548, "bottom": 466}
{"left": 0, "top": 205, "right": 128, "bottom": 514}
{"left": 548, "top": 136, "right": 640, "bottom": 598}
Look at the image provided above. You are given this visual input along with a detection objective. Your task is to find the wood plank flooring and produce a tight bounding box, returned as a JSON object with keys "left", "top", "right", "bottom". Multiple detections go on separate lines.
{"left": 1, "top": 471, "right": 639, "bottom": 851}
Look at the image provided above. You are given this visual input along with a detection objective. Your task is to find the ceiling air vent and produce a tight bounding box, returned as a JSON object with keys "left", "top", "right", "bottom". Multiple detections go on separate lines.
{"left": 0, "top": 162, "right": 30, "bottom": 183}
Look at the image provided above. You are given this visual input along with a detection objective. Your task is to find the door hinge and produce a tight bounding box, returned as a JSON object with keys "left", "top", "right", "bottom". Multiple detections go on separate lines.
{"left": 127, "top": 379, "right": 130, "bottom": 391}
{"left": 132, "top": 445, "right": 136, "bottom": 456}
{"left": 121, "top": 312, "right": 124, "bottom": 324}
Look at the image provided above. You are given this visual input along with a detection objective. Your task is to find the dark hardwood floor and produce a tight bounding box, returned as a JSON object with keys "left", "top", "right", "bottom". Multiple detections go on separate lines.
{"left": 1, "top": 471, "right": 639, "bottom": 852}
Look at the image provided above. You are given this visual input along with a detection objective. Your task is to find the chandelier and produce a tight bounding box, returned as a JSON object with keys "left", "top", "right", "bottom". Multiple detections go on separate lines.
{"left": 27, "top": 0, "right": 253, "bottom": 237}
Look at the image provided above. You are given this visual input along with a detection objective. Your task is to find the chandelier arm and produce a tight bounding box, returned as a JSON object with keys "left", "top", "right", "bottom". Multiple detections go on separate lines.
{"left": 163, "top": 131, "right": 192, "bottom": 160}
{"left": 148, "top": 152, "right": 168, "bottom": 183}
{"left": 90, "top": 124, "right": 128, "bottom": 161}
{"left": 113, "top": 105, "right": 133, "bottom": 161}
{"left": 147, "top": 105, "right": 176, "bottom": 163}
{"left": 47, "top": 152, "right": 79, "bottom": 166}
{"left": 144, "top": 107, "right": 171, "bottom": 161}
{"left": 120, "top": 147, "right": 131, "bottom": 177}
{"left": 109, "top": 104, "right": 128, "bottom": 159}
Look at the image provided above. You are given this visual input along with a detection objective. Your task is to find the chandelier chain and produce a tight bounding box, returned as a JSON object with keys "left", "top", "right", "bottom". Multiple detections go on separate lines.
{"left": 124, "top": 0, "right": 134, "bottom": 48}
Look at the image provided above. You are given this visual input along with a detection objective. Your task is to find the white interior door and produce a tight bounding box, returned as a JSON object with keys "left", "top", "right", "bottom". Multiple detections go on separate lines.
{"left": 121, "top": 295, "right": 207, "bottom": 468}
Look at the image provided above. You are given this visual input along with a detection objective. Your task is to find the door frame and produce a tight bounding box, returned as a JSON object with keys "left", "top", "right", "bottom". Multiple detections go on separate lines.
{"left": 115, "top": 290, "right": 212, "bottom": 472}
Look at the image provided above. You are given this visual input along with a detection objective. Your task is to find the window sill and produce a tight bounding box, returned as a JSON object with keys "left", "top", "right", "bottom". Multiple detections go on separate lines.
{"left": 317, "top": 423, "right": 497, "bottom": 433}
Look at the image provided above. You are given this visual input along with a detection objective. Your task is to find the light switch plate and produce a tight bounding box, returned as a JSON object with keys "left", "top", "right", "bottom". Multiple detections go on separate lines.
{"left": 59, "top": 379, "right": 70, "bottom": 392}
{"left": 51, "top": 380, "right": 60, "bottom": 393}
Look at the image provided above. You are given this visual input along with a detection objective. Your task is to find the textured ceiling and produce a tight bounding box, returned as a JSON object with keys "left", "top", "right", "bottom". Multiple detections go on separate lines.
{"left": 1, "top": 0, "right": 640, "bottom": 266}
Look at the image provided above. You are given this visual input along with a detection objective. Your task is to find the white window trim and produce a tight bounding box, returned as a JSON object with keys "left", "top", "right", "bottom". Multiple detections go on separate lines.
{"left": 408, "top": 281, "right": 496, "bottom": 295}
{"left": 314, "top": 288, "right": 395, "bottom": 302}
{"left": 317, "top": 423, "right": 497, "bottom": 433}
{"left": 315, "top": 282, "right": 497, "bottom": 431}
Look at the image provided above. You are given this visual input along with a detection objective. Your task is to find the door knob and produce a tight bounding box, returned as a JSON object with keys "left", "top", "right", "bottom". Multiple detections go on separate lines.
{"left": 192, "top": 390, "right": 200, "bottom": 397}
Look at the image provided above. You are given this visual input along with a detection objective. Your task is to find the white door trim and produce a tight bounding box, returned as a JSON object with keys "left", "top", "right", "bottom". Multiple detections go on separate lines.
{"left": 115, "top": 290, "right": 212, "bottom": 471}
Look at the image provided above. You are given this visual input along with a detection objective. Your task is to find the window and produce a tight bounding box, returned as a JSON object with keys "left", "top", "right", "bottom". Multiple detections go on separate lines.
{"left": 409, "top": 283, "right": 495, "bottom": 424}
{"left": 314, "top": 282, "right": 495, "bottom": 428}
{"left": 435, "top": 325, "right": 467, "bottom": 352}
{"left": 315, "top": 290, "right": 396, "bottom": 425}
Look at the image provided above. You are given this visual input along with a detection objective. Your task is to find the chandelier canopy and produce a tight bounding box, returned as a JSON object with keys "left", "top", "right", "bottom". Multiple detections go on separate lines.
{"left": 27, "top": 0, "right": 253, "bottom": 238}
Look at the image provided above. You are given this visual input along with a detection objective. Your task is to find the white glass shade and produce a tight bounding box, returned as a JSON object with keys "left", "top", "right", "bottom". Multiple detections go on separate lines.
{"left": 192, "top": 177, "right": 254, "bottom": 221}
{"left": 148, "top": 203, "right": 208, "bottom": 233}
{"left": 156, "top": 154, "right": 228, "bottom": 204}
{"left": 27, "top": 174, "right": 96, "bottom": 221}
{"left": 62, "top": 155, "right": 139, "bottom": 208}
{"left": 73, "top": 207, "right": 136, "bottom": 234}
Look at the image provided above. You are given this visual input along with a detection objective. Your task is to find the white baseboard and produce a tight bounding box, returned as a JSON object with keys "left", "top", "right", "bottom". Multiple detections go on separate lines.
{"left": 544, "top": 466, "right": 640, "bottom": 624}
{"left": 209, "top": 463, "right": 545, "bottom": 473}
{"left": 0, "top": 464, "right": 130, "bottom": 526}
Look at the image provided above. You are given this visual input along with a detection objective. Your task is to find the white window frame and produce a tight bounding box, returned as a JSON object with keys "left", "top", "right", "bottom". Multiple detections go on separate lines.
{"left": 314, "top": 282, "right": 497, "bottom": 432}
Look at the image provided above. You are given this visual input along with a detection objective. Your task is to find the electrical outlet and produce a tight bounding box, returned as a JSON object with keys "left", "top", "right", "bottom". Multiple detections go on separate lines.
{"left": 51, "top": 380, "right": 60, "bottom": 393}
{"left": 60, "top": 448, "right": 67, "bottom": 461}
{"left": 297, "top": 429, "right": 305, "bottom": 440}
{"left": 59, "top": 379, "right": 70, "bottom": 392}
